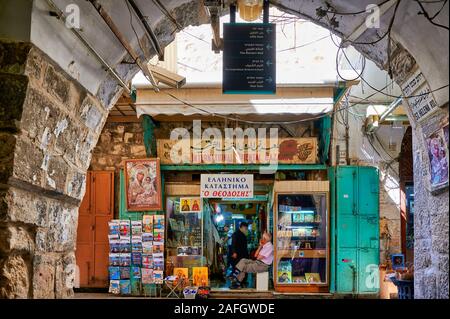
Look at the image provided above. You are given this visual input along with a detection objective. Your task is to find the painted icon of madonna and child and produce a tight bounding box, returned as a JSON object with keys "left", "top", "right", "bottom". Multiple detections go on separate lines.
{"left": 125, "top": 159, "right": 162, "bottom": 211}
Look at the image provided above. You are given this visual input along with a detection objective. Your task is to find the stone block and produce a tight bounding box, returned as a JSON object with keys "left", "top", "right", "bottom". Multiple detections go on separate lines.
{"left": 12, "top": 136, "right": 44, "bottom": 188}
{"left": 55, "top": 252, "right": 76, "bottom": 299}
{"left": 0, "top": 42, "right": 32, "bottom": 74}
{"left": 2, "top": 187, "right": 48, "bottom": 227}
{"left": 43, "top": 65, "right": 70, "bottom": 104}
{"left": 80, "top": 96, "right": 105, "bottom": 132}
{"left": 0, "top": 73, "right": 28, "bottom": 131}
{"left": 131, "top": 145, "right": 146, "bottom": 157}
{"left": 32, "top": 254, "right": 56, "bottom": 299}
{"left": 66, "top": 169, "right": 86, "bottom": 200}
{"left": 36, "top": 204, "right": 77, "bottom": 253}
{"left": 0, "top": 133, "right": 16, "bottom": 183}
{"left": 0, "top": 255, "right": 30, "bottom": 299}
{"left": 44, "top": 155, "right": 69, "bottom": 192}
{"left": 21, "top": 87, "right": 62, "bottom": 144}
{"left": 0, "top": 225, "right": 34, "bottom": 254}
{"left": 24, "top": 47, "right": 46, "bottom": 82}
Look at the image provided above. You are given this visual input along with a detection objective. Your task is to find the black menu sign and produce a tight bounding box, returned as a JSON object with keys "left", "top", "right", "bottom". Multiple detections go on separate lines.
{"left": 223, "top": 23, "right": 276, "bottom": 94}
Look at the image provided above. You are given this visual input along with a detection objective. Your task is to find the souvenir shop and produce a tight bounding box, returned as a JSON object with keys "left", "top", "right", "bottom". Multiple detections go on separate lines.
{"left": 101, "top": 85, "right": 381, "bottom": 297}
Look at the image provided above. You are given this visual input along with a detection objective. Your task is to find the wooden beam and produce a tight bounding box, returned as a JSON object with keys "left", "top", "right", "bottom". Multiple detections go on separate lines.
{"left": 107, "top": 116, "right": 141, "bottom": 123}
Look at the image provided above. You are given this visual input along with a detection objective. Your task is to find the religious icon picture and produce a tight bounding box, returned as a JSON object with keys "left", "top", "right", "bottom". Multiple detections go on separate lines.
{"left": 180, "top": 197, "right": 202, "bottom": 213}
{"left": 124, "top": 158, "right": 162, "bottom": 211}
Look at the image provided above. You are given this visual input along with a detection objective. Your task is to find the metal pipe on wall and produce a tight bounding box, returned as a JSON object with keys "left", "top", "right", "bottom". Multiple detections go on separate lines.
{"left": 45, "top": 0, "right": 131, "bottom": 95}
{"left": 126, "top": 0, "right": 165, "bottom": 61}
{"left": 88, "top": 0, "right": 160, "bottom": 92}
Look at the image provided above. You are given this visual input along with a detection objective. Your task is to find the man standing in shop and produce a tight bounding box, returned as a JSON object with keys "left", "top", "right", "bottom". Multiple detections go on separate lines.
{"left": 230, "top": 231, "right": 274, "bottom": 289}
{"left": 230, "top": 222, "right": 249, "bottom": 272}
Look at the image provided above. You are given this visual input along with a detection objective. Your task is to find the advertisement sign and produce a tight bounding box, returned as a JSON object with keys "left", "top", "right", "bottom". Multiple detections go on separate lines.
{"left": 200, "top": 174, "right": 254, "bottom": 198}
{"left": 157, "top": 138, "right": 317, "bottom": 165}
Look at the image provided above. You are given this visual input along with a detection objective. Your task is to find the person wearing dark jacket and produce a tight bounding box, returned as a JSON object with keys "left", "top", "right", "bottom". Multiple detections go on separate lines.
{"left": 230, "top": 222, "right": 249, "bottom": 269}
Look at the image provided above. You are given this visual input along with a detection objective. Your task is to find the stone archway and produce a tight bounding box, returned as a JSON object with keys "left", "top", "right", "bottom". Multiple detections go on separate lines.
{"left": 0, "top": 0, "right": 448, "bottom": 299}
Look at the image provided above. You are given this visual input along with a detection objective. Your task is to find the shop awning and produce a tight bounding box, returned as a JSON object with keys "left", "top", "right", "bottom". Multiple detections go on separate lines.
{"left": 135, "top": 86, "right": 335, "bottom": 120}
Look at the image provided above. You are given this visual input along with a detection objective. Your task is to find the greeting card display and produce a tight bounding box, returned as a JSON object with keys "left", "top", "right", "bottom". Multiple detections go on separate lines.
{"left": 109, "top": 280, "right": 120, "bottom": 294}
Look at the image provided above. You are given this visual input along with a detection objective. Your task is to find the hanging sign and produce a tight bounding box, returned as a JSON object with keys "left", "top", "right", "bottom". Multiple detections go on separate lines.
{"left": 200, "top": 174, "right": 254, "bottom": 198}
{"left": 223, "top": 23, "right": 276, "bottom": 94}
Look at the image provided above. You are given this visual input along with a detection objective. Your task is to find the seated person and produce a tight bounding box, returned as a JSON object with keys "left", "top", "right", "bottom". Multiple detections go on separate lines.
{"left": 230, "top": 231, "right": 273, "bottom": 289}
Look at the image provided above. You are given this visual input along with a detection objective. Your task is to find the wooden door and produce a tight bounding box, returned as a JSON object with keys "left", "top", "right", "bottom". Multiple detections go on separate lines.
{"left": 76, "top": 171, "right": 114, "bottom": 288}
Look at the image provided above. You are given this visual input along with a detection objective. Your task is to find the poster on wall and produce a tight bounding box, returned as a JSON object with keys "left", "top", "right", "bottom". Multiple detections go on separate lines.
{"left": 124, "top": 159, "right": 162, "bottom": 211}
{"left": 180, "top": 197, "right": 202, "bottom": 213}
{"left": 200, "top": 174, "right": 254, "bottom": 199}
{"left": 425, "top": 118, "right": 449, "bottom": 191}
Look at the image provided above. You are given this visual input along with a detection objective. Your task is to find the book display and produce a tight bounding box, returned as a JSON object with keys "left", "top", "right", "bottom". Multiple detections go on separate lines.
{"left": 108, "top": 215, "right": 165, "bottom": 295}
{"left": 273, "top": 181, "right": 329, "bottom": 293}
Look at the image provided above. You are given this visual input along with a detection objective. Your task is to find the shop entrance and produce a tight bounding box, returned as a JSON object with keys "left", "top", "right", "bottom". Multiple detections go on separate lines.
{"left": 208, "top": 200, "right": 269, "bottom": 290}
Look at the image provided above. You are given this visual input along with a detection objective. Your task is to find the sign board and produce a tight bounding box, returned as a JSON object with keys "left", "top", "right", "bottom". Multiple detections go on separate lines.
{"left": 223, "top": 23, "right": 276, "bottom": 94}
{"left": 157, "top": 138, "right": 318, "bottom": 165}
{"left": 200, "top": 174, "right": 254, "bottom": 198}
{"left": 401, "top": 67, "right": 439, "bottom": 122}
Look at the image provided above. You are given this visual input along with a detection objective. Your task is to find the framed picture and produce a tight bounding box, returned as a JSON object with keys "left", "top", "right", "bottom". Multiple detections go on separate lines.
{"left": 124, "top": 158, "right": 162, "bottom": 211}
{"left": 180, "top": 197, "right": 202, "bottom": 213}
{"left": 391, "top": 254, "right": 405, "bottom": 270}
{"left": 425, "top": 122, "right": 449, "bottom": 191}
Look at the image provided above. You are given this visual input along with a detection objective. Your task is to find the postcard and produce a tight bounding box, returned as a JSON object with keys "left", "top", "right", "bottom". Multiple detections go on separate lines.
{"left": 109, "top": 266, "right": 120, "bottom": 280}
{"left": 120, "top": 280, "right": 131, "bottom": 295}
{"left": 119, "top": 220, "right": 131, "bottom": 238}
{"left": 153, "top": 215, "right": 164, "bottom": 229}
{"left": 120, "top": 266, "right": 130, "bottom": 280}
{"left": 120, "top": 238, "right": 131, "bottom": 253}
{"left": 153, "top": 271, "right": 164, "bottom": 284}
{"left": 132, "top": 266, "right": 141, "bottom": 279}
{"left": 141, "top": 268, "right": 154, "bottom": 284}
{"left": 109, "top": 253, "right": 121, "bottom": 267}
{"left": 109, "top": 239, "right": 120, "bottom": 253}
{"left": 131, "top": 252, "right": 142, "bottom": 266}
{"left": 142, "top": 232, "right": 153, "bottom": 242}
{"left": 120, "top": 253, "right": 131, "bottom": 267}
{"left": 142, "top": 215, "right": 153, "bottom": 233}
{"left": 153, "top": 241, "right": 164, "bottom": 254}
{"left": 109, "top": 220, "right": 120, "bottom": 236}
{"left": 142, "top": 242, "right": 153, "bottom": 254}
{"left": 109, "top": 280, "right": 120, "bottom": 294}
{"left": 131, "top": 220, "right": 142, "bottom": 236}
{"left": 153, "top": 258, "right": 164, "bottom": 271}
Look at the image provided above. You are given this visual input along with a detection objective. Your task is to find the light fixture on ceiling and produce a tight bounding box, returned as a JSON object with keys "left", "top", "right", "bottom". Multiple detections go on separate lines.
{"left": 237, "top": 0, "right": 263, "bottom": 22}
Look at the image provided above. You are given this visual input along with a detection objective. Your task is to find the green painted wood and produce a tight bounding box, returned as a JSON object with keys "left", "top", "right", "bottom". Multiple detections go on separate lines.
{"left": 160, "top": 164, "right": 328, "bottom": 171}
{"left": 334, "top": 166, "right": 380, "bottom": 295}
{"left": 142, "top": 115, "right": 157, "bottom": 157}
{"left": 328, "top": 167, "right": 336, "bottom": 293}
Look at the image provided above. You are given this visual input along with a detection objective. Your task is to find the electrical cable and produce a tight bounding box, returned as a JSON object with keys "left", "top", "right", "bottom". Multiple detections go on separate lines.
{"left": 415, "top": 0, "right": 450, "bottom": 30}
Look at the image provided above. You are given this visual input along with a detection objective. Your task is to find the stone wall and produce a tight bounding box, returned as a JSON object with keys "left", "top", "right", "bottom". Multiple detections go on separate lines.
{"left": 0, "top": 42, "right": 109, "bottom": 298}
{"left": 89, "top": 122, "right": 146, "bottom": 217}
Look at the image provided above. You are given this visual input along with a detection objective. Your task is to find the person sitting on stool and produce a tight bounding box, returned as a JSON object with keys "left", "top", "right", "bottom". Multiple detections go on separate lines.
{"left": 230, "top": 231, "right": 273, "bottom": 289}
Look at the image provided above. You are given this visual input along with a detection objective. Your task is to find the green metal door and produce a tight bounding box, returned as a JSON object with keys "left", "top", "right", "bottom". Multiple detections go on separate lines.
{"left": 335, "top": 166, "right": 380, "bottom": 295}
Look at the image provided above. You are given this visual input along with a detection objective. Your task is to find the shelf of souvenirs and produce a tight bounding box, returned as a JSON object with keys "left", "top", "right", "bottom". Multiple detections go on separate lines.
{"left": 277, "top": 229, "right": 322, "bottom": 238}
{"left": 276, "top": 249, "right": 327, "bottom": 259}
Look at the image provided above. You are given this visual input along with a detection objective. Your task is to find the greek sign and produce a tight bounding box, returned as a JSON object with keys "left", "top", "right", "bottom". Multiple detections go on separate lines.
{"left": 223, "top": 23, "right": 276, "bottom": 94}
{"left": 200, "top": 174, "right": 254, "bottom": 198}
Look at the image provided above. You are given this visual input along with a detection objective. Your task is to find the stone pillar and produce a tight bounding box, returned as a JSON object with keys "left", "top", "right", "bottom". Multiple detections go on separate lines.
{"left": 390, "top": 44, "right": 449, "bottom": 299}
{"left": 0, "top": 42, "right": 108, "bottom": 298}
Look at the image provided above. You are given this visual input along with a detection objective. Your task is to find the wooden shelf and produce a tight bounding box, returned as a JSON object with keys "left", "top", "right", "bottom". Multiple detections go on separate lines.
{"left": 277, "top": 249, "right": 327, "bottom": 258}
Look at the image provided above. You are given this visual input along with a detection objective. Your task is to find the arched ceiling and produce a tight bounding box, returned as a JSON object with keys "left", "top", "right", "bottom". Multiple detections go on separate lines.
{"left": 1, "top": 0, "right": 448, "bottom": 108}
